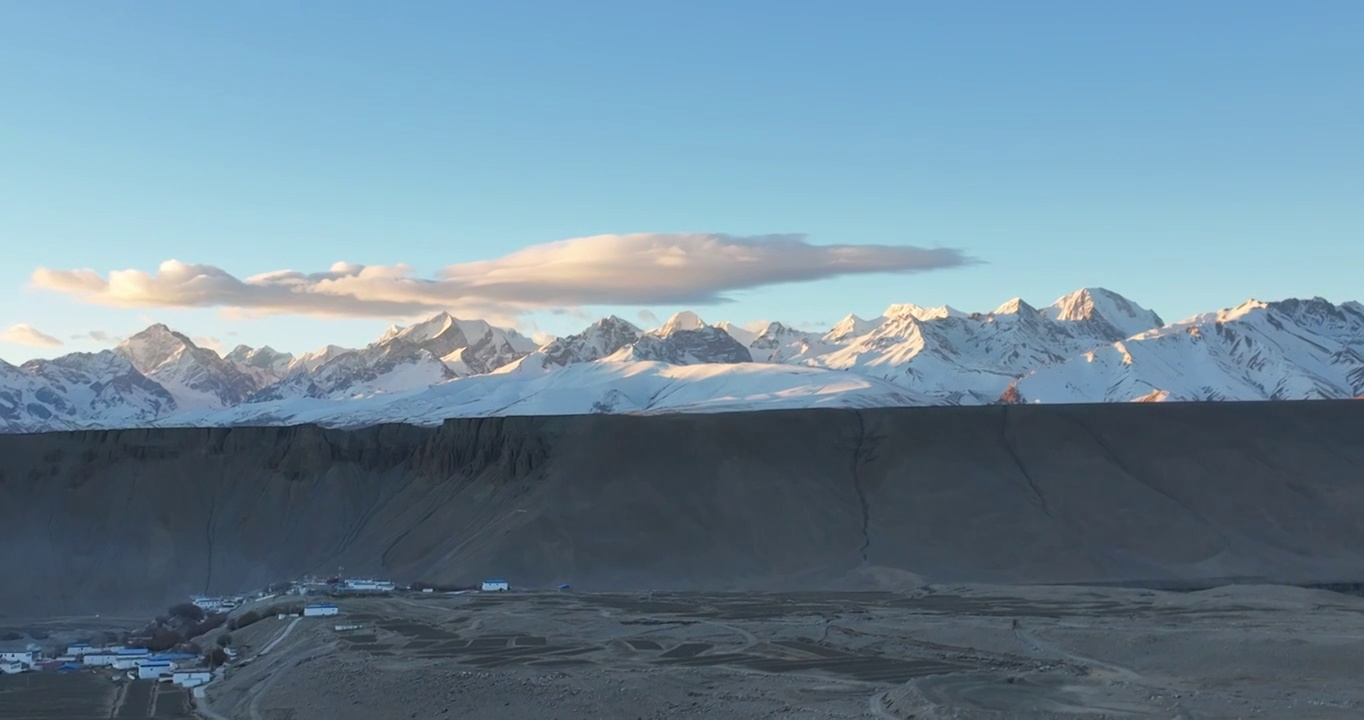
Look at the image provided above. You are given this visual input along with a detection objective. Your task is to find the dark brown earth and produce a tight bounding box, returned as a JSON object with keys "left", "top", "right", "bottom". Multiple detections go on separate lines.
{"left": 2, "top": 401, "right": 1363, "bottom": 616}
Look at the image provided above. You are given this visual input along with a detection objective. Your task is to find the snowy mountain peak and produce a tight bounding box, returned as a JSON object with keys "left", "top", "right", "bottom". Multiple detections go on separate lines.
{"left": 116, "top": 324, "right": 201, "bottom": 374}
{"left": 883, "top": 303, "right": 964, "bottom": 321}
{"left": 1045, "top": 288, "right": 1163, "bottom": 340}
{"left": 7, "top": 289, "right": 1364, "bottom": 433}
{"left": 508, "top": 315, "right": 643, "bottom": 373}
{"left": 991, "top": 297, "right": 1038, "bottom": 316}
{"left": 659, "top": 311, "right": 707, "bottom": 335}
{"left": 825, "top": 313, "right": 883, "bottom": 343}
{"left": 594, "top": 315, "right": 642, "bottom": 333}
{"left": 112, "top": 323, "right": 258, "bottom": 410}
{"left": 389, "top": 311, "right": 459, "bottom": 344}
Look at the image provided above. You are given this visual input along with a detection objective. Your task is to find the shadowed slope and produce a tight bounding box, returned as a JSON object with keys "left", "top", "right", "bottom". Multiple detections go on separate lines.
{"left": 2, "top": 401, "right": 1363, "bottom": 615}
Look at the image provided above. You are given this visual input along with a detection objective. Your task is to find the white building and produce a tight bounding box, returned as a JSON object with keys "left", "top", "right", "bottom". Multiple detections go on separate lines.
{"left": 481, "top": 579, "right": 510, "bottom": 592}
{"left": 0, "top": 662, "right": 25, "bottom": 675}
{"left": 137, "top": 661, "right": 172, "bottom": 680}
{"left": 303, "top": 603, "right": 339, "bottom": 617}
{"left": 172, "top": 670, "right": 213, "bottom": 688}
{"left": 340, "top": 579, "right": 395, "bottom": 592}
{"left": 192, "top": 596, "right": 225, "bottom": 612}
{"left": 66, "top": 643, "right": 96, "bottom": 656}
{"left": 83, "top": 653, "right": 119, "bottom": 667}
{"left": 109, "top": 649, "right": 151, "bottom": 671}
{"left": 0, "top": 651, "right": 37, "bottom": 665}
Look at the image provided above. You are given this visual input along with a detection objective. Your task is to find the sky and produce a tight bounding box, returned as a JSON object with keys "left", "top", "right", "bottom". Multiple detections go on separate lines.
{"left": 2, "top": 1, "right": 1362, "bottom": 361}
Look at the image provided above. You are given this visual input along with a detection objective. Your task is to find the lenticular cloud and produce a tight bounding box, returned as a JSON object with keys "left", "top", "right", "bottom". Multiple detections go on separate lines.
{"left": 30, "top": 232, "right": 975, "bottom": 321}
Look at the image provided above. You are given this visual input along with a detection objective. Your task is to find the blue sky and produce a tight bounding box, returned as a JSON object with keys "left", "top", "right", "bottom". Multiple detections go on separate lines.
{"left": 2, "top": 1, "right": 1361, "bottom": 361}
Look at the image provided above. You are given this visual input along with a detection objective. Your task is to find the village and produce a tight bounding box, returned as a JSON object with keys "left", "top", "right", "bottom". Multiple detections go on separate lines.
{"left": 0, "top": 574, "right": 515, "bottom": 712}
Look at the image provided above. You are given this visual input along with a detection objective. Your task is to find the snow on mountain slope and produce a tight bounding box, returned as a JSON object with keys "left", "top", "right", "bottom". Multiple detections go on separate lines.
{"left": 251, "top": 343, "right": 455, "bottom": 401}
{"left": 1012, "top": 298, "right": 1364, "bottom": 403}
{"left": 746, "top": 322, "right": 824, "bottom": 363}
{"left": 226, "top": 345, "right": 295, "bottom": 386}
{"left": 162, "top": 361, "right": 925, "bottom": 429}
{"left": 882, "top": 303, "right": 965, "bottom": 322}
{"left": 2, "top": 289, "right": 1360, "bottom": 433}
{"left": 824, "top": 313, "right": 884, "bottom": 343}
{"left": 115, "top": 325, "right": 261, "bottom": 409}
{"left": 382, "top": 312, "right": 538, "bottom": 375}
{"left": 807, "top": 299, "right": 1076, "bottom": 403}
{"left": 606, "top": 312, "right": 753, "bottom": 365}
{"left": 290, "top": 344, "right": 351, "bottom": 373}
{"left": 501, "top": 316, "right": 641, "bottom": 374}
{"left": 0, "top": 352, "right": 175, "bottom": 433}
{"left": 1044, "top": 287, "right": 1165, "bottom": 341}
{"left": 251, "top": 312, "right": 537, "bottom": 401}
{"left": 714, "top": 321, "right": 761, "bottom": 347}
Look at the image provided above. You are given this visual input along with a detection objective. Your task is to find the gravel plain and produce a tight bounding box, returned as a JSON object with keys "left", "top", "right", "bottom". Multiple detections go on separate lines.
{"left": 196, "top": 583, "right": 1364, "bottom": 719}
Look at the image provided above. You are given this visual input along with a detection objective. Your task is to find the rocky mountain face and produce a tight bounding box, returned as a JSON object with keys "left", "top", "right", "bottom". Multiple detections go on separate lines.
{"left": 607, "top": 312, "right": 753, "bottom": 364}
{"left": 2, "top": 288, "right": 1362, "bottom": 432}
{"left": 1011, "top": 297, "right": 1364, "bottom": 403}
{"left": 379, "top": 312, "right": 538, "bottom": 376}
{"left": 5, "top": 401, "right": 1364, "bottom": 614}
{"left": 0, "top": 352, "right": 175, "bottom": 433}
{"left": 115, "top": 325, "right": 261, "bottom": 410}
{"left": 225, "top": 345, "right": 295, "bottom": 387}
{"left": 509, "top": 316, "right": 642, "bottom": 373}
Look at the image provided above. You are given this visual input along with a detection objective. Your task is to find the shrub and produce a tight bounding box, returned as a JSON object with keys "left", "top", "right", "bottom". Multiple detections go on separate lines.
{"left": 169, "top": 602, "right": 206, "bottom": 623}
{"left": 144, "top": 628, "right": 184, "bottom": 652}
{"left": 205, "top": 648, "right": 228, "bottom": 669}
{"left": 0, "top": 631, "right": 20, "bottom": 642}
{"left": 184, "top": 613, "right": 227, "bottom": 640}
{"left": 217, "top": 634, "right": 232, "bottom": 647}
{"left": 227, "top": 611, "right": 261, "bottom": 631}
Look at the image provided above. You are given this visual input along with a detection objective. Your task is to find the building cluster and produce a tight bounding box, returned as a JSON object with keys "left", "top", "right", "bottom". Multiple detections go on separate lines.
{"left": 190, "top": 595, "right": 247, "bottom": 613}
{"left": 2, "top": 575, "right": 521, "bottom": 682}
{"left": 334, "top": 578, "right": 397, "bottom": 593}
{"left": 1, "top": 644, "right": 216, "bottom": 688}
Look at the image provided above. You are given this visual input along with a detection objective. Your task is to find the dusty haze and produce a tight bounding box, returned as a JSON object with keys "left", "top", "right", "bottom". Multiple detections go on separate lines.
{"left": 2, "top": 401, "right": 1363, "bottom": 616}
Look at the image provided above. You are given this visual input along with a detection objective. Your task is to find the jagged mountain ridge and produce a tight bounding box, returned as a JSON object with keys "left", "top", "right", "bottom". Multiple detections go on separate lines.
{"left": 1, "top": 288, "right": 1360, "bottom": 433}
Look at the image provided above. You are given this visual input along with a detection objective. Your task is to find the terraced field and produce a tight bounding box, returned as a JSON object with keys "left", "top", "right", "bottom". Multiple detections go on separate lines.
{"left": 0, "top": 674, "right": 190, "bottom": 720}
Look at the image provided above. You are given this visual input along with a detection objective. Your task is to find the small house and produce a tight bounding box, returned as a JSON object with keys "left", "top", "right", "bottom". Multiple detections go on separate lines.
{"left": 137, "top": 661, "right": 172, "bottom": 680}
{"left": 303, "top": 603, "right": 339, "bottom": 617}
{"left": 0, "top": 662, "right": 25, "bottom": 675}
{"left": 0, "top": 651, "right": 37, "bottom": 665}
{"left": 172, "top": 670, "right": 213, "bottom": 688}
{"left": 481, "top": 579, "right": 509, "bottom": 592}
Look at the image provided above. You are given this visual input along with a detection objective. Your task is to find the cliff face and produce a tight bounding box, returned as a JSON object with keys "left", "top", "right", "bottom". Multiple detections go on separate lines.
{"left": 3, "top": 402, "right": 1364, "bottom": 616}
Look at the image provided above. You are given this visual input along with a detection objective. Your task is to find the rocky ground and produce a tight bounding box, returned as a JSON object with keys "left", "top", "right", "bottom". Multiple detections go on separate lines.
{"left": 196, "top": 583, "right": 1364, "bottom": 719}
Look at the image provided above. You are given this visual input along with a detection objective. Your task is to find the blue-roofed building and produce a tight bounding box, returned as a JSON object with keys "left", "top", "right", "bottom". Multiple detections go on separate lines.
{"left": 116, "top": 648, "right": 150, "bottom": 656}
{"left": 303, "top": 603, "right": 339, "bottom": 617}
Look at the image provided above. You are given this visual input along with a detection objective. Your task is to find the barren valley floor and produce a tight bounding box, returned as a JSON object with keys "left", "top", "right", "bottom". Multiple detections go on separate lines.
{"left": 180, "top": 584, "right": 1364, "bottom": 719}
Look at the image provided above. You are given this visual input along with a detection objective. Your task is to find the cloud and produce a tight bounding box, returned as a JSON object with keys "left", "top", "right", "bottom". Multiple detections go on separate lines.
{"left": 70, "top": 329, "right": 121, "bottom": 343}
{"left": 193, "top": 336, "right": 223, "bottom": 352}
{"left": 2, "top": 323, "right": 64, "bottom": 348}
{"left": 29, "top": 233, "right": 976, "bottom": 323}
{"left": 636, "top": 309, "right": 660, "bottom": 325}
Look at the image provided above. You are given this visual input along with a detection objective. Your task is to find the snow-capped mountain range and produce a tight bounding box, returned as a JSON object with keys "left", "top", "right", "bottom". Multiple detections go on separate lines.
{"left": 2, "top": 288, "right": 1361, "bottom": 433}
